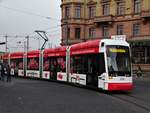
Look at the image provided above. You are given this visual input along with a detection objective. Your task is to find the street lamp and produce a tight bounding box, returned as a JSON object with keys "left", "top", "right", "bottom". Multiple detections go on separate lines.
{"left": 64, "top": 19, "right": 70, "bottom": 82}
{"left": 64, "top": 20, "right": 68, "bottom": 46}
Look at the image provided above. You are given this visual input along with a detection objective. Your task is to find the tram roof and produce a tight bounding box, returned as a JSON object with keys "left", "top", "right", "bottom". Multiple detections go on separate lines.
{"left": 27, "top": 50, "right": 40, "bottom": 58}
{"left": 70, "top": 39, "right": 100, "bottom": 55}
{"left": 10, "top": 52, "right": 24, "bottom": 59}
{"left": 44, "top": 46, "right": 66, "bottom": 57}
{"left": 0, "top": 54, "right": 4, "bottom": 60}
{"left": 2, "top": 53, "right": 9, "bottom": 59}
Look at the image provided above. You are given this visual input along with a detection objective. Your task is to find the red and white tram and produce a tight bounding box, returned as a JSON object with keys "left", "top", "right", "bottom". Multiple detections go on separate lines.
{"left": 1, "top": 37, "right": 133, "bottom": 91}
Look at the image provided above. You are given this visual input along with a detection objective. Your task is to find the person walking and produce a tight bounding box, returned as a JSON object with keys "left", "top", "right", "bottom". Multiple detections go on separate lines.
{"left": 0, "top": 62, "right": 2, "bottom": 80}
{"left": 0, "top": 62, "right": 5, "bottom": 81}
{"left": 137, "top": 65, "right": 142, "bottom": 78}
{"left": 6, "top": 64, "right": 11, "bottom": 82}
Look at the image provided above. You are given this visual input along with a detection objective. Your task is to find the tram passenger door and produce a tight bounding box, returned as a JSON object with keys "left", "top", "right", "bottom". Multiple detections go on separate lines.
{"left": 98, "top": 53, "right": 106, "bottom": 90}
{"left": 50, "top": 58, "right": 57, "bottom": 80}
{"left": 87, "top": 55, "right": 98, "bottom": 87}
{"left": 98, "top": 73, "right": 105, "bottom": 89}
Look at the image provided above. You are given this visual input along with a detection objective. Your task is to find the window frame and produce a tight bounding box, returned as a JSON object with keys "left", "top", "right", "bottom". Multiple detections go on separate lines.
{"left": 65, "top": 6, "right": 70, "bottom": 18}
{"left": 134, "top": 0, "right": 141, "bottom": 14}
{"left": 75, "top": 28, "right": 81, "bottom": 39}
{"left": 103, "top": 3, "right": 110, "bottom": 16}
{"left": 75, "top": 6, "right": 81, "bottom": 18}
{"left": 89, "top": 6, "right": 96, "bottom": 19}
{"left": 117, "top": 24, "right": 124, "bottom": 35}
{"left": 89, "top": 27, "right": 96, "bottom": 39}
{"left": 102, "top": 25, "right": 109, "bottom": 38}
{"left": 117, "top": 2, "right": 125, "bottom": 15}
{"left": 133, "top": 23, "right": 140, "bottom": 36}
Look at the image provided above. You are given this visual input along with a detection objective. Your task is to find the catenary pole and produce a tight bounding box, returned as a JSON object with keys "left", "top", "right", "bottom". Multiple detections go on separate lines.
{"left": 5, "top": 34, "right": 8, "bottom": 53}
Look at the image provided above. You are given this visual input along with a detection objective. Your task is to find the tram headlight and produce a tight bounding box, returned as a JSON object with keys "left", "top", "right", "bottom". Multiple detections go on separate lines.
{"left": 109, "top": 76, "right": 113, "bottom": 79}
{"left": 109, "top": 74, "right": 113, "bottom": 79}
{"left": 109, "top": 73, "right": 117, "bottom": 79}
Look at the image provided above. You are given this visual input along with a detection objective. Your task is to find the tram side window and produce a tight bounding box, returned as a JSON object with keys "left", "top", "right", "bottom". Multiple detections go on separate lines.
{"left": 86, "top": 53, "right": 105, "bottom": 75}
{"left": 43, "top": 57, "right": 50, "bottom": 71}
{"left": 71, "top": 54, "right": 105, "bottom": 75}
{"left": 3, "top": 60, "right": 8, "bottom": 66}
{"left": 71, "top": 55, "right": 87, "bottom": 74}
{"left": 10, "top": 59, "right": 18, "bottom": 70}
{"left": 18, "top": 62, "right": 23, "bottom": 69}
{"left": 10, "top": 60, "right": 16, "bottom": 69}
{"left": 27, "top": 58, "right": 39, "bottom": 70}
{"left": 10, "top": 59, "right": 23, "bottom": 75}
{"left": 49, "top": 58, "right": 57, "bottom": 72}
{"left": 57, "top": 57, "right": 66, "bottom": 72}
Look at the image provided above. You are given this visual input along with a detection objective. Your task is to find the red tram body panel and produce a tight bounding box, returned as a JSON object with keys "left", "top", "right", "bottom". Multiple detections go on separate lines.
{"left": 70, "top": 40, "right": 100, "bottom": 55}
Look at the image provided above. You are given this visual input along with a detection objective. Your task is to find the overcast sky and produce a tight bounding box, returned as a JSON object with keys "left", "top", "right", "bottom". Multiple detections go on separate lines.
{"left": 0, "top": 0, "right": 61, "bottom": 52}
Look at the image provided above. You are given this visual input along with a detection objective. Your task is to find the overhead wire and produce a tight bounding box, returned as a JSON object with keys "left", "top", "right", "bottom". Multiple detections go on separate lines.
{"left": 44, "top": 25, "right": 61, "bottom": 31}
{"left": 0, "top": 4, "right": 60, "bottom": 21}
{"left": 0, "top": 5, "right": 62, "bottom": 51}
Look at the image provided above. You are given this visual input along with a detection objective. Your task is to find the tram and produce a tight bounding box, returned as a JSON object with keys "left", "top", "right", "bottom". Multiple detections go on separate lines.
{"left": 1, "top": 37, "right": 133, "bottom": 91}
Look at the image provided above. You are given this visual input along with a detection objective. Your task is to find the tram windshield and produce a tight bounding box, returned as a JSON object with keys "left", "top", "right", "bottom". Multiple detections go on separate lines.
{"left": 106, "top": 45, "right": 131, "bottom": 76}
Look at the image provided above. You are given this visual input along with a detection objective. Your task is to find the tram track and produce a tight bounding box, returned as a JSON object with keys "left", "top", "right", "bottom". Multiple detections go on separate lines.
{"left": 126, "top": 93, "right": 150, "bottom": 104}
{"left": 9, "top": 76, "right": 150, "bottom": 112}
{"left": 109, "top": 92, "right": 150, "bottom": 112}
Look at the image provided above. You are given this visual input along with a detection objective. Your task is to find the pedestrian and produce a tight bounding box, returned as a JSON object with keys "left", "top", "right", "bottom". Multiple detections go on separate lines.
{"left": 0, "top": 62, "right": 5, "bottom": 81}
{"left": 6, "top": 64, "right": 11, "bottom": 82}
{"left": 137, "top": 65, "right": 142, "bottom": 78}
{"left": 0, "top": 62, "right": 2, "bottom": 80}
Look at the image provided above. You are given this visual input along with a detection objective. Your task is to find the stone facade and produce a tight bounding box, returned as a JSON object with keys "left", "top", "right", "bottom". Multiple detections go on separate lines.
{"left": 61, "top": 0, "right": 150, "bottom": 71}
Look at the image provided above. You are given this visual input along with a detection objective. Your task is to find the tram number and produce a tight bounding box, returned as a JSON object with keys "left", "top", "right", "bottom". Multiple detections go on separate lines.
{"left": 120, "top": 78, "right": 125, "bottom": 81}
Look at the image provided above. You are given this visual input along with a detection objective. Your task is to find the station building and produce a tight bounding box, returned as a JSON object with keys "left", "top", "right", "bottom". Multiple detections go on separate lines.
{"left": 61, "top": 0, "right": 150, "bottom": 71}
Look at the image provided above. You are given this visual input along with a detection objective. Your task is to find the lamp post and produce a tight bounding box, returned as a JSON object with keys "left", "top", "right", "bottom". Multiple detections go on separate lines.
{"left": 64, "top": 20, "right": 68, "bottom": 46}
{"left": 64, "top": 19, "right": 70, "bottom": 82}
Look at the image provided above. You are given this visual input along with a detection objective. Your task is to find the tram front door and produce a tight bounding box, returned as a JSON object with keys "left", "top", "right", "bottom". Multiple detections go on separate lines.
{"left": 98, "top": 73, "right": 105, "bottom": 89}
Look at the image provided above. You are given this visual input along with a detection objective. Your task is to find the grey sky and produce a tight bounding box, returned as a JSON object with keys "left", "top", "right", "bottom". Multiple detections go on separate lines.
{"left": 0, "top": 0, "right": 61, "bottom": 52}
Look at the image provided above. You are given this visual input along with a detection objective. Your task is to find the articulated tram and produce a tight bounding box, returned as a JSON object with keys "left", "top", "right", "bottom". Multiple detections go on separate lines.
{"left": 2, "top": 38, "right": 133, "bottom": 91}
